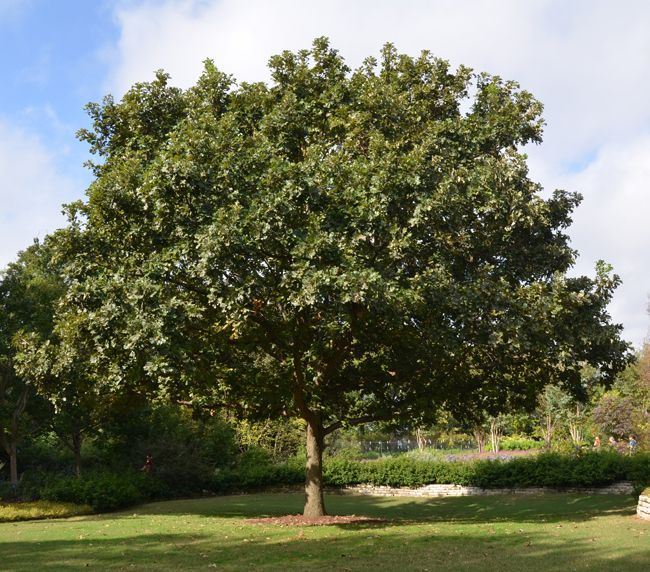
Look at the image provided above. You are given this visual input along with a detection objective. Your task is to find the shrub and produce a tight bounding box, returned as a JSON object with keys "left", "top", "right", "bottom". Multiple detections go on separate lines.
{"left": 497, "top": 436, "right": 544, "bottom": 451}
{"left": 212, "top": 455, "right": 303, "bottom": 492}
{"left": 95, "top": 403, "right": 238, "bottom": 496}
{"left": 0, "top": 500, "right": 92, "bottom": 522}
{"left": 215, "top": 451, "right": 650, "bottom": 492}
{"left": 39, "top": 471, "right": 163, "bottom": 512}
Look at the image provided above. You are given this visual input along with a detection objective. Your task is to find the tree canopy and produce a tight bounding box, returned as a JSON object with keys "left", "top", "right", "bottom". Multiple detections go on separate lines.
{"left": 45, "top": 38, "right": 630, "bottom": 515}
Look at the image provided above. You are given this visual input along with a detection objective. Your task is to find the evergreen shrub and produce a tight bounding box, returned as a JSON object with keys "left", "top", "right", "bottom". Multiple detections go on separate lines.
{"left": 217, "top": 451, "right": 650, "bottom": 491}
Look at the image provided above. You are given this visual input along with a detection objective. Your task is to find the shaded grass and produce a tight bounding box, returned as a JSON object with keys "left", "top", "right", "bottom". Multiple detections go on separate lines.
{"left": 0, "top": 500, "right": 92, "bottom": 522}
{"left": 0, "top": 493, "right": 648, "bottom": 571}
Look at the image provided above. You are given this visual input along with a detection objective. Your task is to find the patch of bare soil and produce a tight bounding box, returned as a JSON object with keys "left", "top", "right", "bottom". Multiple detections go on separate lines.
{"left": 246, "top": 514, "right": 388, "bottom": 526}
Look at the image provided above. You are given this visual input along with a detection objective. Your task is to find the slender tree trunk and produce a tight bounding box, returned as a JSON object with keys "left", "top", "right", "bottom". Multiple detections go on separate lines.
{"left": 73, "top": 432, "right": 83, "bottom": 477}
{"left": 490, "top": 418, "right": 502, "bottom": 453}
{"left": 304, "top": 417, "right": 326, "bottom": 518}
{"left": 416, "top": 428, "right": 426, "bottom": 451}
{"left": 568, "top": 404, "right": 582, "bottom": 445}
{"left": 8, "top": 442, "right": 18, "bottom": 485}
{"left": 543, "top": 414, "right": 554, "bottom": 450}
{"left": 473, "top": 427, "right": 486, "bottom": 453}
{"left": 9, "top": 411, "right": 21, "bottom": 485}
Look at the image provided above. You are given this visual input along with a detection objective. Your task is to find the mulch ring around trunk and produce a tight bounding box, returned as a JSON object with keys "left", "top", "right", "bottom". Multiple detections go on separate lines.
{"left": 245, "top": 514, "right": 389, "bottom": 526}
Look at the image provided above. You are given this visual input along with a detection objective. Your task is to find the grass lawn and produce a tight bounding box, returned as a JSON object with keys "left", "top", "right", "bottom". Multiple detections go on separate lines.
{"left": 0, "top": 493, "right": 648, "bottom": 571}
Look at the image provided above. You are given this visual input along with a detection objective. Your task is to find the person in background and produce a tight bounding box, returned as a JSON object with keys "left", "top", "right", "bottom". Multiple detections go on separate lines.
{"left": 593, "top": 435, "right": 601, "bottom": 449}
{"left": 141, "top": 453, "right": 154, "bottom": 474}
{"left": 608, "top": 436, "right": 617, "bottom": 449}
{"left": 628, "top": 435, "right": 638, "bottom": 455}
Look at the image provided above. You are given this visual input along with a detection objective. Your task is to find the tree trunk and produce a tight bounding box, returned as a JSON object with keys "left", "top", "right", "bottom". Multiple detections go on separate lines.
{"left": 543, "top": 413, "right": 554, "bottom": 450}
{"left": 489, "top": 418, "right": 502, "bottom": 453}
{"left": 473, "top": 427, "right": 486, "bottom": 453}
{"left": 568, "top": 404, "right": 582, "bottom": 445}
{"left": 416, "top": 428, "right": 426, "bottom": 451}
{"left": 9, "top": 409, "right": 21, "bottom": 485}
{"left": 304, "top": 417, "right": 326, "bottom": 518}
{"left": 8, "top": 442, "right": 18, "bottom": 485}
{"left": 73, "top": 432, "right": 83, "bottom": 477}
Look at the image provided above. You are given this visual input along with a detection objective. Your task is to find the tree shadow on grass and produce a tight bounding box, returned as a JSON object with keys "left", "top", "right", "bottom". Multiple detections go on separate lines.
{"left": 123, "top": 492, "right": 638, "bottom": 526}
{"left": 1, "top": 524, "right": 649, "bottom": 571}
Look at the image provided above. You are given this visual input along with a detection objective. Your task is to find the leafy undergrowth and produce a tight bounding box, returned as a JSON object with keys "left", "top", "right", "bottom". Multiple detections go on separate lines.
{"left": 0, "top": 493, "right": 648, "bottom": 571}
{"left": 0, "top": 500, "right": 92, "bottom": 522}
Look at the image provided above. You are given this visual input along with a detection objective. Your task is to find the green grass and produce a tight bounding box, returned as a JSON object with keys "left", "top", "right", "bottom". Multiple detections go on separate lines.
{"left": 0, "top": 493, "right": 648, "bottom": 571}
{"left": 0, "top": 500, "right": 92, "bottom": 522}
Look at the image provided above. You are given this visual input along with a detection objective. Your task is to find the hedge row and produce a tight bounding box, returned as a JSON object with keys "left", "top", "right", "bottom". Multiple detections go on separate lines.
{"left": 4, "top": 452, "right": 648, "bottom": 513}
{"left": 2, "top": 470, "right": 169, "bottom": 512}
{"left": 213, "top": 452, "right": 650, "bottom": 492}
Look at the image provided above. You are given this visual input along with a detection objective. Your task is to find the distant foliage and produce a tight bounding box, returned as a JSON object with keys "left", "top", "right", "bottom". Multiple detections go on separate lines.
{"left": 494, "top": 436, "right": 544, "bottom": 451}
{"left": 592, "top": 393, "right": 636, "bottom": 440}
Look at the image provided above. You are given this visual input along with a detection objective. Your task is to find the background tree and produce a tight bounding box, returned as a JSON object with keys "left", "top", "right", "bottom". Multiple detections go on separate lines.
{"left": 536, "top": 385, "right": 573, "bottom": 450}
{"left": 15, "top": 319, "right": 106, "bottom": 478}
{"left": 592, "top": 392, "right": 636, "bottom": 442}
{"left": 0, "top": 241, "right": 63, "bottom": 483}
{"left": 50, "top": 39, "right": 630, "bottom": 516}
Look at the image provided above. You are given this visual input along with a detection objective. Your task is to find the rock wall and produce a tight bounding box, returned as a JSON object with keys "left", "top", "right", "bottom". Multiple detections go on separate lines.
{"left": 637, "top": 494, "right": 650, "bottom": 520}
{"left": 339, "top": 481, "right": 635, "bottom": 497}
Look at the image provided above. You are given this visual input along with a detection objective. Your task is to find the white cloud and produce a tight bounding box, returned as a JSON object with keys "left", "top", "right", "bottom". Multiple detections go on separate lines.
{"left": 108, "top": 0, "right": 544, "bottom": 95}
{"left": 550, "top": 137, "right": 650, "bottom": 348}
{"left": 109, "top": 0, "right": 650, "bottom": 164}
{"left": 105, "top": 0, "right": 650, "bottom": 346}
{"left": 0, "top": 120, "right": 74, "bottom": 268}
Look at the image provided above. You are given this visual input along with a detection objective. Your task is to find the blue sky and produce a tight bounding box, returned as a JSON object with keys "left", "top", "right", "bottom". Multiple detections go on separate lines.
{"left": 1, "top": 0, "right": 649, "bottom": 347}
{"left": 0, "top": 0, "right": 118, "bottom": 181}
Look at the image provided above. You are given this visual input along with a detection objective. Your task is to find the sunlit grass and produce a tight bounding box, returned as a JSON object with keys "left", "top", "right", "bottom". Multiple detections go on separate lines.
{"left": 0, "top": 500, "right": 92, "bottom": 522}
{"left": 0, "top": 493, "right": 648, "bottom": 571}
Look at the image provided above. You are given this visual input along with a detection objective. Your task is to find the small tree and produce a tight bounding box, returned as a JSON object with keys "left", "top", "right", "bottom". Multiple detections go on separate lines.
{"left": 0, "top": 242, "right": 63, "bottom": 483}
{"left": 592, "top": 392, "right": 636, "bottom": 441}
{"left": 536, "top": 385, "right": 573, "bottom": 449}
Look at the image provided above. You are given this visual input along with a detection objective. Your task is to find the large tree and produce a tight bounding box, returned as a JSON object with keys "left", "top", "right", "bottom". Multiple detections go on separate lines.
{"left": 51, "top": 39, "right": 629, "bottom": 516}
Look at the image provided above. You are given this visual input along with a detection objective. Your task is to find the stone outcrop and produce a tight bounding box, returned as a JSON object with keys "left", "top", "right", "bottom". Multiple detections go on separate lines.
{"left": 637, "top": 494, "right": 650, "bottom": 520}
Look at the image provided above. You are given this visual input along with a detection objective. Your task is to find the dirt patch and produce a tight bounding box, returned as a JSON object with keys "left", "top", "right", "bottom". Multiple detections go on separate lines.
{"left": 246, "top": 514, "right": 388, "bottom": 526}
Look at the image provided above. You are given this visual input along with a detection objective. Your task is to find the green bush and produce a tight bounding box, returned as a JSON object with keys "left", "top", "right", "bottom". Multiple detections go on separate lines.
{"left": 212, "top": 455, "right": 303, "bottom": 492}
{"left": 39, "top": 471, "right": 164, "bottom": 512}
{"left": 0, "top": 481, "right": 16, "bottom": 502}
{"left": 95, "top": 404, "right": 238, "bottom": 496}
{"left": 497, "top": 436, "right": 544, "bottom": 451}
{"left": 213, "top": 451, "right": 650, "bottom": 492}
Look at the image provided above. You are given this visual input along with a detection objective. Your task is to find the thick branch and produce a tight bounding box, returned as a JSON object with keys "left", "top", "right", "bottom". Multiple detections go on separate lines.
{"left": 323, "top": 414, "right": 390, "bottom": 436}
{"left": 292, "top": 346, "right": 316, "bottom": 425}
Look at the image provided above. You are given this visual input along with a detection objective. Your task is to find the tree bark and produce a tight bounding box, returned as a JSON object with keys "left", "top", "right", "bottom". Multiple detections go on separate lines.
{"left": 473, "top": 427, "right": 486, "bottom": 453}
{"left": 490, "top": 418, "right": 502, "bottom": 453}
{"left": 543, "top": 413, "right": 554, "bottom": 450}
{"left": 416, "top": 428, "right": 426, "bottom": 451}
{"left": 8, "top": 442, "right": 18, "bottom": 485}
{"left": 73, "top": 431, "right": 83, "bottom": 477}
{"left": 304, "top": 417, "right": 326, "bottom": 517}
